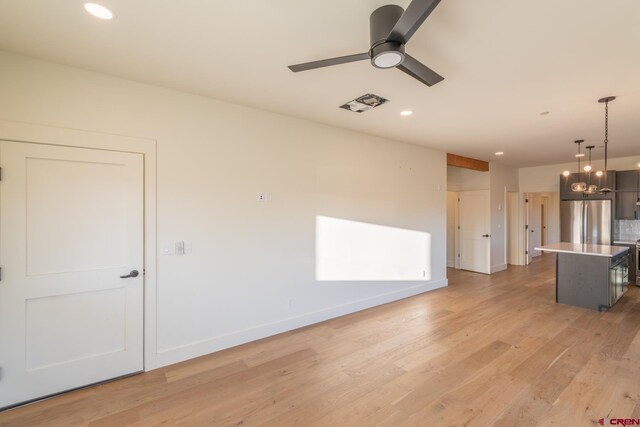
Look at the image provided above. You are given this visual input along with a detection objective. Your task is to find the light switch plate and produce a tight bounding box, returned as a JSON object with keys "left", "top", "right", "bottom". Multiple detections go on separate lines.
{"left": 175, "top": 241, "right": 185, "bottom": 255}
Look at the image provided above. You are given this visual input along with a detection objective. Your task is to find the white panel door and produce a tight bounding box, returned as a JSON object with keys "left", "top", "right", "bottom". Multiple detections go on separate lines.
{"left": 459, "top": 190, "right": 491, "bottom": 274}
{"left": 0, "top": 141, "right": 144, "bottom": 409}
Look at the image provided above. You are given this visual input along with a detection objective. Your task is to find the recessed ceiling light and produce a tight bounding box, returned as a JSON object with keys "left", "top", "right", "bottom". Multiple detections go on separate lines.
{"left": 84, "top": 3, "right": 114, "bottom": 20}
{"left": 400, "top": 110, "right": 413, "bottom": 116}
{"left": 495, "top": 152, "right": 504, "bottom": 156}
{"left": 540, "top": 111, "right": 550, "bottom": 116}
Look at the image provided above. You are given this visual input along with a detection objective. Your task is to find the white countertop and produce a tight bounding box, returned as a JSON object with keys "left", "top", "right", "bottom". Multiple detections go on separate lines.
{"left": 535, "top": 243, "right": 630, "bottom": 258}
{"left": 613, "top": 240, "right": 639, "bottom": 245}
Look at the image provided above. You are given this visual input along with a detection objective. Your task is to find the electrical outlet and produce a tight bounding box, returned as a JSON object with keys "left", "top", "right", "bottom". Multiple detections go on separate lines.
{"left": 288, "top": 298, "right": 295, "bottom": 310}
{"left": 258, "top": 192, "right": 272, "bottom": 202}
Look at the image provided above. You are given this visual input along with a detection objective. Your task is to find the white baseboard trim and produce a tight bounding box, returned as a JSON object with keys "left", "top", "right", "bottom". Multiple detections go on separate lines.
{"left": 490, "top": 264, "right": 508, "bottom": 274}
{"left": 153, "top": 278, "right": 448, "bottom": 369}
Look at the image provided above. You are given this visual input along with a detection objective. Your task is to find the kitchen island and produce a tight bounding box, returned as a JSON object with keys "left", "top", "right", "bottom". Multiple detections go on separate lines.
{"left": 536, "top": 243, "right": 629, "bottom": 311}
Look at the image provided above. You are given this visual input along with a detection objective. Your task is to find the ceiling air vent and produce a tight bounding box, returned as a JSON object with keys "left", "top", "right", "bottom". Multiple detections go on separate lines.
{"left": 339, "top": 93, "right": 388, "bottom": 113}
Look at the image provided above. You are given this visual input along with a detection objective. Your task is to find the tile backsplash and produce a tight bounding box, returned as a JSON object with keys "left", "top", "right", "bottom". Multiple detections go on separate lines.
{"left": 615, "top": 220, "right": 640, "bottom": 241}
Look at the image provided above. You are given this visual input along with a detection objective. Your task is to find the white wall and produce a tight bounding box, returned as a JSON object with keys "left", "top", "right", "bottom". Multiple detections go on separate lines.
{"left": 489, "top": 162, "right": 519, "bottom": 272}
{"left": 519, "top": 156, "right": 640, "bottom": 193}
{"left": 447, "top": 166, "right": 490, "bottom": 191}
{"left": 0, "top": 51, "right": 449, "bottom": 368}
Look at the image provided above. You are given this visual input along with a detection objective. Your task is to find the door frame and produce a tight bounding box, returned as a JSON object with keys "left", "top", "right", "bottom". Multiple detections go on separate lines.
{"left": 524, "top": 193, "right": 531, "bottom": 265}
{"left": 541, "top": 196, "right": 548, "bottom": 246}
{"left": 0, "top": 119, "right": 159, "bottom": 370}
{"left": 446, "top": 191, "right": 460, "bottom": 269}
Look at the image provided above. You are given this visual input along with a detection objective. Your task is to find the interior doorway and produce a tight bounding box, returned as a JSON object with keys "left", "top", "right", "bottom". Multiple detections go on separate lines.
{"left": 525, "top": 192, "right": 559, "bottom": 264}
{"left": 541, "top": 196, "right": 549, "bottom": 246}
{"left": 446, "top": 191, "right": 460, "bottom": 269}
{"left": 507, "top": 191, "right": 520, "bottom": 265}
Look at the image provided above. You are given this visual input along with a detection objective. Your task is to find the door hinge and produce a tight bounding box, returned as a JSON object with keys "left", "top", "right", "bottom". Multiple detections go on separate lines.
{"left": 525, "top": 224, "right": 529, "bottom": 230}
{"left": 0, "top": 167, "right": 2, "bottom": 181}
{"left": 525, "top": 198, "right": 529, "bottom": 203}
{"left": 458, "top": 253, "right": 460, "bottom": 258}
{"left": 525, "top": 251, "right": 529, "bottom": 255}
{"left": 0, "top": 267, "right": 2, "bottom": 281}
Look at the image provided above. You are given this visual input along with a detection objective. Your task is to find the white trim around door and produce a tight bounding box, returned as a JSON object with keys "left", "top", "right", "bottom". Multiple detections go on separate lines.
{"left": 0, "top": 119, "right": 159, "bottom": 371}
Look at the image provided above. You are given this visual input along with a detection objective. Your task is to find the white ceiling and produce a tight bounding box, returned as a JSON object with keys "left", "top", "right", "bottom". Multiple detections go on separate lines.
{"left": 0, "top": 0, "right": 639, "bottom": 167}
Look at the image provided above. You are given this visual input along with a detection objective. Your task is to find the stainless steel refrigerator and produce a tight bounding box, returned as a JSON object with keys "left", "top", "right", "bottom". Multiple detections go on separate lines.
{"left": 560, "top": 200, "right": 612, "bottom": 245}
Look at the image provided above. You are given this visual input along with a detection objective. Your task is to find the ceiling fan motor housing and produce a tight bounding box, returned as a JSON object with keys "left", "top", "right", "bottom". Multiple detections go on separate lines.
{"left": 369, "top": 5, "right": 406, "bottom": 68}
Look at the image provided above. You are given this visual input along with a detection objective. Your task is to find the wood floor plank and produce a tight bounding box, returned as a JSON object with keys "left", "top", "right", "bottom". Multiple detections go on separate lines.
{"left": 2, "top": 254, "right": 640, "bottom": 426}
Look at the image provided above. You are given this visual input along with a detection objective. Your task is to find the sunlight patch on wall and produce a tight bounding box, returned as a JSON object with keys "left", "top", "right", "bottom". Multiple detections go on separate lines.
{"left": 316, "top": 216, "right": 431, "bottom": 281}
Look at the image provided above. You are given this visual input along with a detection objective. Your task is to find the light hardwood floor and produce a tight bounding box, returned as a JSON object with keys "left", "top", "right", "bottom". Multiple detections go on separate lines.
{"left": 2, "top": 254, "right": 640, "bottom": 426}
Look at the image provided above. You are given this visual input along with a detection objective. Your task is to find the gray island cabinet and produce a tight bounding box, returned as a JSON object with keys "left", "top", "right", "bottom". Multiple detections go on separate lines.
{"left": 536, "top": 243, "right": 629, "bottom": 311}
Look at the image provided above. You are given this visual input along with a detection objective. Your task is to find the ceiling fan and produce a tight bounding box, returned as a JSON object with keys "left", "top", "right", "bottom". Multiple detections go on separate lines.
{"left": 288, "top": 0, "right": 445, "bottom": 87}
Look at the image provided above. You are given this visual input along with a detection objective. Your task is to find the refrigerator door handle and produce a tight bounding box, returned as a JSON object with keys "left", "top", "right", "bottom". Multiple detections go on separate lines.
{"left": 582, "top": 201, "right": 587, "bottom": 244}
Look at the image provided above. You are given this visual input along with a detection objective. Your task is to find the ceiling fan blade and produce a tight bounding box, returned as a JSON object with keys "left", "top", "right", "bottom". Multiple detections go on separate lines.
{"left": 288, "top": 53, "right": 369, "bottom": 72}
{"left": 387, "top": 0, "right": 442, "bottom": 44}
{"left": 397, "top": 53, "right": 444, "bottom": 86}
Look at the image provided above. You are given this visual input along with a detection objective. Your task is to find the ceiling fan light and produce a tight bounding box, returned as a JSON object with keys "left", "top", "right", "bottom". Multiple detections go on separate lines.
{"left": 370, "top": 41, "right": 405, "bottom": 69}
{"left": 373, "top": 51, "right": 404, "bottom": 68}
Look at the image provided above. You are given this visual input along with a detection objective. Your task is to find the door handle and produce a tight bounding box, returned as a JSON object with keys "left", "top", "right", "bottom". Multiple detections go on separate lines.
{"left": 120, "top": 270, "right": 139, "bottom": 279}
{"left": 482, "top": 234, "right": 490, "bottom": 237}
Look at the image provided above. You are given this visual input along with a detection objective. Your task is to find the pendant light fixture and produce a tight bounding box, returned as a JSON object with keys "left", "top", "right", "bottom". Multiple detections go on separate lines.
{"left": 584, "top": 145, "right": 597, "bottom": 194}
{"left": 598, "top": 96, "right": 615, "bottom": 193}
{"left": 570, "top": 139, "right": 587, "bottom": 192}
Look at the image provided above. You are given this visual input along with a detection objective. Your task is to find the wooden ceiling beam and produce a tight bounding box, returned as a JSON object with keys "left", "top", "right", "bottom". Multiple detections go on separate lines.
{"left": 447, "top": 153, "right": 489, "bottom": 172}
